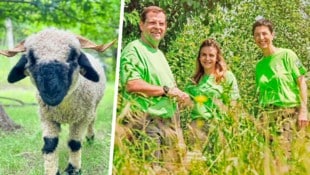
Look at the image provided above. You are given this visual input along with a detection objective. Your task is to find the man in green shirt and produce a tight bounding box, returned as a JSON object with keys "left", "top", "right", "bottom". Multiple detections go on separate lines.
{"left": 119, "top": 6, "right": 190, "bottom": 172}
{"left": 253, "top": 18, "right": 308, "bottom": 162}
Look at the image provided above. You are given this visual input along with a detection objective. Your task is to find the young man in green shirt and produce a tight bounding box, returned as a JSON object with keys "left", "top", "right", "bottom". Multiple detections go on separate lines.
{"left": 253, "top": 18, "right": 308, "bottom": 163}
{"left": 119, "top": 6, "right": 190, "bottom": 172}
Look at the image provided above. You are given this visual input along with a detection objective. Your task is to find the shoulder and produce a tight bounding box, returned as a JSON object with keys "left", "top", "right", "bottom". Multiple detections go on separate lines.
{"left": 280, "top": 48, "right": 295, "bottom": 54}
{"left": 121, "top": 40, "right": 142, "bottom": 61}
{"left": 122, "top": 40, "right": 141, "bottom": 53}
{"left": 225, "top": 70, "right": 236, "bottom": 79}
{"left": 278, "top": 48, "right": 298, "bottom": 58}
{"left": 224, "top": 70, "right": 238, "bottom": 83}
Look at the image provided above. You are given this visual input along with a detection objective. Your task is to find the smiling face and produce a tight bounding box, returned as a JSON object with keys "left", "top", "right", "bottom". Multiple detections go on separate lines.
{"left": 139, "top": 11, "right": 167, "bottom": 48}
{"left": 199, "top": 46, "right": 218, "bottom": 74}
{"left": 253, "top": 25, "right": 274, "bottom": 51}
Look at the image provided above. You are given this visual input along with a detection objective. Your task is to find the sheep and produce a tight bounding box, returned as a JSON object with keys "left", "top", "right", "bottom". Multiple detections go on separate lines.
{"left": 0, "top": 28, "right": 114, "bottom": 175}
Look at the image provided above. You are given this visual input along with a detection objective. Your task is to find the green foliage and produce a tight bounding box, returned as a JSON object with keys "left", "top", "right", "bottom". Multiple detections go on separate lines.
{"left": 118, "top": 0, "right": 310, "bottom": 174}
{"left": 166, "top": 18, "right": 210, "bottom": 90}
{"left": 0, "top": 0, "right": 120, "bottom": 81}
{"left": 0, "top": 0, "right": 120, "bottom": 42}
{"left": 115, "top": 103, "right": 310, "bottom": 174}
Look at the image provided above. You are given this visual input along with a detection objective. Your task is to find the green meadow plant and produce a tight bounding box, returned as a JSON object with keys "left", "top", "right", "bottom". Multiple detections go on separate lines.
{"left": 114, "top": 98, "right": 310, "bottom": 174}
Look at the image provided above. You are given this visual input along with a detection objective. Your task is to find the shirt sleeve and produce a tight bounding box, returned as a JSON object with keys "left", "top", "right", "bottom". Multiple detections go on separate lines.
{"left": 120, "top": 47, "right": 143, "bottom": 86}
{"left": 225, "top": 71, "right": 241, "bottom": 100}
{"left": 287, "top": 49, "right": 307, "bottom": 79}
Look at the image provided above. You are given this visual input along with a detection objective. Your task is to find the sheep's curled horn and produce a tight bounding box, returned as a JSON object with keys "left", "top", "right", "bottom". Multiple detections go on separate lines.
{"left": 0, "top": 35, "right": 115, "bottom": 57}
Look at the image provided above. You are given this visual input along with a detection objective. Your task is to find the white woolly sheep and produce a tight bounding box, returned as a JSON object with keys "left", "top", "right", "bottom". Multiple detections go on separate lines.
{"left": 0, "top": 28, "right": 114, "bottom": 175}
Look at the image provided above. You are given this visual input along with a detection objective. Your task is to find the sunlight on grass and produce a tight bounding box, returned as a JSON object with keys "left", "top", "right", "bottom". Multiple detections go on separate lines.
{"left": 114, "top": 101, "right": 310, "bottom": 175}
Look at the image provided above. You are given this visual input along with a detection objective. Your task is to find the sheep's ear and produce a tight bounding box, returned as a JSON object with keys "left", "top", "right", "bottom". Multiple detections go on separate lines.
{"left": 8, "top": 55, "right": 28, "bottom": 83}
{"left": 78, "top": 53, "right": 99, "bottom": 82}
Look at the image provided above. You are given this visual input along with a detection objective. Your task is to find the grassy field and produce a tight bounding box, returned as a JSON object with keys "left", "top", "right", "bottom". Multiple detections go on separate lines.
{"left": 0, "top": 57, "right": 115, "bottom": 175}
{"left": 114, "top": 80, "right": 310, "bottom": 175}
{"left": 114, "top": 106, "right": 310, "bottom": 175}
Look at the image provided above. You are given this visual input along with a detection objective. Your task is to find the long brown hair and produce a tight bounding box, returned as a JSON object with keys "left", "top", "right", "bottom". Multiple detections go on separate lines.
{"left": 192, "top": 38, "right": 227, "bottom": 84}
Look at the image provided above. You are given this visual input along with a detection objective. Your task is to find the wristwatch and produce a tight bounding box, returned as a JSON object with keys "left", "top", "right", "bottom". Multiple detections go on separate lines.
{"left": 163, "top": 85, "right": 170, "bottom": 95}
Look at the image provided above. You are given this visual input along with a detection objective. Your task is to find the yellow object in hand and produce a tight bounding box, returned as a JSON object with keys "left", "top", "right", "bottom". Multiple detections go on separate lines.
{"left": 194, "top": 95, "right": 208, "bottom": 104}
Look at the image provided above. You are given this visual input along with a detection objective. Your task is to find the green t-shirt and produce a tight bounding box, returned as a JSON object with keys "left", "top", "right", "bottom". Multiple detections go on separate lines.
{"left": 120, "top": 39, "right": 177, "bottom": 118}
{"left": 185, "top": 71, "right": 240, "bottom": 120}
{"left": 255, "top": 48, "right": 307, "bottom": 107}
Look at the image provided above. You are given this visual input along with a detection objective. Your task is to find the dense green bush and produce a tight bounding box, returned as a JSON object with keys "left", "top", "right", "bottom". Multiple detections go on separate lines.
{"left": 166, "top": 18, "right": 210, "bottom": 89}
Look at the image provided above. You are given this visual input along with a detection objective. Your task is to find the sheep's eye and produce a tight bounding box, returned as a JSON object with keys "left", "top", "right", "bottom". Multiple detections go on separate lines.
{"left": 67, "top": 56, "right": 77, "bottom": 63}
{"left": 67, "top": 47, "right": 78, "bottom": 63}
{"left": 28, "top": 50, "right": 37, "bottom": 65}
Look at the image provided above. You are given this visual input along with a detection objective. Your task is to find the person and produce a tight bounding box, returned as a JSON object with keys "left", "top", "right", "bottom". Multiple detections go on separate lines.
{"left": 252, "top": 18, "right": 308, "bottom": 161}
{"left": 119, "top": 5, "right": 190, "bottom": 172}
{"left": 185, "top": 38, "right": 240, "bottom": 153}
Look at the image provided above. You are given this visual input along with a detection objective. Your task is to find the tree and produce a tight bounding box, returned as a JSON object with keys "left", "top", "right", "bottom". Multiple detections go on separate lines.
{"left": 0, "top": 0, "right": 120, "bottom": 43}
{"left": 0, "top": 105, "right": 21, "bottom": 131}
{"left": 0, "top": 18, "right": 19, "bottom": 131}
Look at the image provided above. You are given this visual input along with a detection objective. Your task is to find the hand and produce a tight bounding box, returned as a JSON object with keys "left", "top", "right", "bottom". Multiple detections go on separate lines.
{"left": 166, "top": 87, "right": 182, "bottom": 97}
{"left": 181, "top": 97, "right": 194, "bottom": 108}
{"left": 167, "top": 87, "right": 191, "bottom": 105}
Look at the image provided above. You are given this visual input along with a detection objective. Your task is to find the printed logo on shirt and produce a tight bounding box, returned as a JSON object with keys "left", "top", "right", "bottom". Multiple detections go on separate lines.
{"left": 295, "top": 60, "right": 303, "bottom": 68}
{"left": 259, "top": 75, "right": 269, "bottom": 87}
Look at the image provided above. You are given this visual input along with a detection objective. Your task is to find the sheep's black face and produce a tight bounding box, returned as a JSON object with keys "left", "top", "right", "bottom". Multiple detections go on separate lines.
{"left": 8, "top": 48, "right": 99, "bottom": 106}
{"left": 29, "top": 60, "right": 76, "bottom": 106}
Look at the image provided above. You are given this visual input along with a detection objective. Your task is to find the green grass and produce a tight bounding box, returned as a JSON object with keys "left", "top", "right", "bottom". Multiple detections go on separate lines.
{"left": 114, "top": 101, "right": 310, "bottom": 175}
{"left": 0, "top": 77, "right": 115, "bottom": 175}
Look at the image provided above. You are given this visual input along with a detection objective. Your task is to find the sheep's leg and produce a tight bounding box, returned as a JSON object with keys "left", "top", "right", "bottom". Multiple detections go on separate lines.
{"left": 65, "top": 120, "right": 88, "bottom": 175}
{"left": 86, "top": 118, "right": 95, "bottom": 143}
{"left": 41, "top": 120, "right": 61, "bottom": 175}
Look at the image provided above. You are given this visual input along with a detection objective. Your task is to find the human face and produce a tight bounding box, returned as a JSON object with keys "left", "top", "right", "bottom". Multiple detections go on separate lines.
{"left": 139, "top": 12, "right": 167, "bottom": 48}
{"left": 199, "top": 46, "right": 218, "bottom": 74}
{"left": 253, "top": 25, "right": 274, "bottom": 51}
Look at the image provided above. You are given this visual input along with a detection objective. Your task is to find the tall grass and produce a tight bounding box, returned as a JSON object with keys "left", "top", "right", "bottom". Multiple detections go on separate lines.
{"left": 113, "top": 100, "right": 310, "bottom": 175}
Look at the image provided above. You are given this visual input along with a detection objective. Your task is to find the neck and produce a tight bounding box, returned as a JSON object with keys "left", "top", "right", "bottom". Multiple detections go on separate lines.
{"left": 262, "top": 45, "right": 277, "bottom": 56}
{"left": 204, "top": 68, "right": 214, "bottom": 75}
{"left": 141, "top": 35, "right": 159, "bottom": 49}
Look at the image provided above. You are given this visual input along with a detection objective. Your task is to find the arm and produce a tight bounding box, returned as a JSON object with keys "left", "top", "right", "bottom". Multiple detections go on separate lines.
{"left": 297, "top": 75, "right": 308, "bottom": 128}
{"left": 126, "top": 79, "right": 191, "bottom": 103}
{"left": 126, "top": 79, "right": 165, "bottom": 97}
{"left": 226, "top": 71, "right": 241, "bottom": 107}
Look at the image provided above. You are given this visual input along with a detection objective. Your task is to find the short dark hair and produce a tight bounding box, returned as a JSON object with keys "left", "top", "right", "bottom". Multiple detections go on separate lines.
{"left": 140, "top": 6, "right": 166, "bottom": 23}
{"left": 252, "top": 18, "right": 274, "bottom": 35}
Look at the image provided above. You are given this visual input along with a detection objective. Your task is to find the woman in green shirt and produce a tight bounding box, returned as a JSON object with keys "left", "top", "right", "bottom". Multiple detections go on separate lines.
{"left": 185, "top": 39, "right": 240, "bottom": 151}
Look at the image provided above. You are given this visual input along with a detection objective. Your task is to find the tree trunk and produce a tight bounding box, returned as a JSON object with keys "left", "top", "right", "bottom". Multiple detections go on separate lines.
{"left": 1, "top": 18, "right": 21, "bottom": 132}
{"left": 0, "top": 105, "right": 21, "bottom": 131}
{"left": 5, "top": 18, "right": 14, "bottom": 49}
{"left": 5, "top": 18, "right": 15, "bottom": 67}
